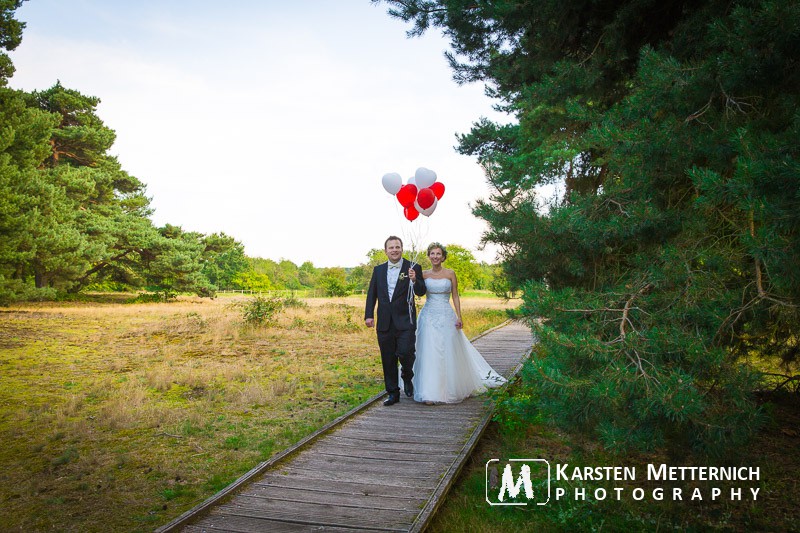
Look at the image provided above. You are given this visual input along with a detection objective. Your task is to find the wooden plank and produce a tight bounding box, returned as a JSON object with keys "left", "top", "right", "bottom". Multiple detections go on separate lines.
{"left": 273, "top": 464, "right": 440, "bottom": 489}
{"left": 183, "top": 513, "right": 404, "bottom": 532}
{"left": 254, "top": 474, "right": 429, "bottom": 500}
{"left": 241, "top": 483, "right": 424, "bottom": 510}
{"left": 214, "top": 498, "right": 420, "bottom": 526}
{"left": 306, "top": 448, "right": 451, "bottom": 466}
{"left": 205, "top": 505, "right": 413, "bottom": 530}
{"left": 287, "top": 454, "right": 443, "bottom": 477}
{"left": 328, "top": 428, "right": 466, "bottom": 444}
{"left": 316, "top": 435, "right": 460, "bottom": 456}
{"left": 344, "top": 417, "right": 481, "bottom": 431}
{"left": 308, "top": 447, "right": 455, "bottom": 463}
{"left": 343, "top": 410, "right": 484, "bottom": 425}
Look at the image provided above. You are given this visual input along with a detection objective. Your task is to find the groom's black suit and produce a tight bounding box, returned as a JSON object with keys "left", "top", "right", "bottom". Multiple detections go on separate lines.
{"left": 365, "top": 259, "right": 426, "bottom": 396}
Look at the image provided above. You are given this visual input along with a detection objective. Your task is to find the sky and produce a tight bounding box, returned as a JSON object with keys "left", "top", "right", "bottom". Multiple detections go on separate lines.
{"left": 8, "top": 0, "right": 510, "bottom": 268}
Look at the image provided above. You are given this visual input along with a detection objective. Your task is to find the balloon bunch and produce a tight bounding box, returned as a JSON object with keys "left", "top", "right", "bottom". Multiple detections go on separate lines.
{"left": 381, "top": 167, "right": 446, "bottom": 322}
{"left": 381, "top": 167, "right": 446, "bottom": 221}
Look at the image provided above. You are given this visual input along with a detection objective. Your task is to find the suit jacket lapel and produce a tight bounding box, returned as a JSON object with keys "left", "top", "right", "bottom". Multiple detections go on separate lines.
{"left": 378, "top": 262, "right": 390, "bottom": 301}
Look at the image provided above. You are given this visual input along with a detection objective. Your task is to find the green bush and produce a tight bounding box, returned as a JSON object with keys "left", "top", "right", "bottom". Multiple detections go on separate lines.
{"left": 319, "top": 276, "right": 350, "bottom": 297}
{"left": 281, "top": 295, "right": 308, "bottom": 309}
{"left": 129, "top": 291, "right": 176, "bottom": 303}
{"left": 241, "top": 296, "right": 284, "bottom": 326}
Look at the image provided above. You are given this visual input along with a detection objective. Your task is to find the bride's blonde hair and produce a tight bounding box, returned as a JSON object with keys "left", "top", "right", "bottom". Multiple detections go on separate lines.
{"left": 427, "top": 242, "right": 448, "bottom": 259}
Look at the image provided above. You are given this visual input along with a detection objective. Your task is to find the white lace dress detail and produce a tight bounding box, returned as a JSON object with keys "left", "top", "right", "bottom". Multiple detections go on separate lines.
{"left": 412, "top": 277, "right": 506, "bottom": 403}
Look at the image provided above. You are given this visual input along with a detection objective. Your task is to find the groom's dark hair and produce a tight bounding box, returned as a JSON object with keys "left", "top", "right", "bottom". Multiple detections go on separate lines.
{"left": 384, "top": 236, "right": 403, "bottom": 249}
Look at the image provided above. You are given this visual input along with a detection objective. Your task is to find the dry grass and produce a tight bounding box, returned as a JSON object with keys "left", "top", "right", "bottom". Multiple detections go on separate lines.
{"left": 0, "top": 293, "right": 516, "bottom": 532}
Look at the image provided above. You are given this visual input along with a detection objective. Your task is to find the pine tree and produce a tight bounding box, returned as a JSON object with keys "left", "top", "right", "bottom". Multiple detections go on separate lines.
{"left": 377, "top": 0, "right": 800, "bottom": 455}
{"left": 200, "top": 232, "right": 248, "bottom": 290}
{"left": 1, "top": 3, "right": 218, "bottom": 300}
{"left": 0, "top": 0, "right": 24, "bottom": 85}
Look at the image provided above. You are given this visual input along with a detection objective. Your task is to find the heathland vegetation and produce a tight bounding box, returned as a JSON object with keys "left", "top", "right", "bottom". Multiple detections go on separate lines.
{"left": 0, "top": 293, "right": 515, "bottom": 531}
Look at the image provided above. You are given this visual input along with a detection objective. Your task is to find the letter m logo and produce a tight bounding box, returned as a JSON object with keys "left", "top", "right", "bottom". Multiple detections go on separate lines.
{"left": 485, "top": 459, "right": 551, "bottom": 506}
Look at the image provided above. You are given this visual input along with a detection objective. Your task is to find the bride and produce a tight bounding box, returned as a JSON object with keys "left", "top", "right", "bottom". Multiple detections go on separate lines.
{"left": 412, "top": 243, "right": 506, "bottom": 404}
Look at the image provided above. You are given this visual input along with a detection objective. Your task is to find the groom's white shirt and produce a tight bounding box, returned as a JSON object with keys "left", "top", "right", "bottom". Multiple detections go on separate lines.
{"left": 387, "top": 260, "right": 402, "bottom": 300}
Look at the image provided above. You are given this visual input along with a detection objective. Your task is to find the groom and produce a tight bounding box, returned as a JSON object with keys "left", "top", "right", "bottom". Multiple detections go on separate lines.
{"left": 365, "top": 236, "right": 426, "bottom": 406}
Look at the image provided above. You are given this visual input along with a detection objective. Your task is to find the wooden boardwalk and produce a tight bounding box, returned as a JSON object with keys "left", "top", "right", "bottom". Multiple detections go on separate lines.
{"left": 157, "top": 321, "right": 533, "bottom": 533}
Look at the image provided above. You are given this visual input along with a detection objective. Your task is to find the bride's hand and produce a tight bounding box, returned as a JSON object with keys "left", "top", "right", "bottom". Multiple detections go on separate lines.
{"left": 455, "top": 319, "right": 463, "bottom": 329}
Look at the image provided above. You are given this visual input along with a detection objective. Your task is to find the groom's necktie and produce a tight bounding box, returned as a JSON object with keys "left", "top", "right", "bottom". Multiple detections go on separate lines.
{"left": 387, "top": 261, "right": 401, "bottom": 299}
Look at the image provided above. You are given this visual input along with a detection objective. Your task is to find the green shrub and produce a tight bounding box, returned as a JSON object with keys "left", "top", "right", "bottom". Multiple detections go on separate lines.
{"left": 129, "top": 291, "right": 176, "bottom": 303}
{"left": 241, "top": 296, "right": 284, "bottom": 326}
{"left": 319, "top": 276, "right": 350, "bottom": 297}
{"left": 281, "top": 295, "right": 308, "bottom": 309}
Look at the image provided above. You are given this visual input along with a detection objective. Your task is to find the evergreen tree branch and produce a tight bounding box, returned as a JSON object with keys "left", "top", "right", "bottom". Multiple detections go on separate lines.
{"left": 578, "top": 31, "right": 606, "bottom": 67}
{"left": 684, "top": 94, "right": 714, "bottom": 124}
{"left": 73, "top": 249, "right": 134, "bottom": 288}
{"left": 760, "top": 372, "right": 800, "bottom": 392}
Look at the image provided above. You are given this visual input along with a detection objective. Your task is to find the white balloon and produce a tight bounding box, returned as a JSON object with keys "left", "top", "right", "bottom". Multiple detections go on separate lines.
{"left": 408, "top": 176, "right": 416, "bottom": 186}
{"left": 414, "top": 167, "right": 437, "bottom": 189}
{"left": 381, "top": 172, "right": 402, "bottom": 195}
{"left": 417, "top": 197, "right": 438, "bottom": 216}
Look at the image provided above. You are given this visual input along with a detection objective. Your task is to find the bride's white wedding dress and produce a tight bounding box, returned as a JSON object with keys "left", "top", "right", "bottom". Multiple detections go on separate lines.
{"left": 412, "top": 277, "right": 506, "bottom": 403}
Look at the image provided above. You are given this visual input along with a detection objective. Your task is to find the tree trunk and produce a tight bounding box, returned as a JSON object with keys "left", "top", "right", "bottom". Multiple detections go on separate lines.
{"left": 34, "top": 269, "right": 48, "bottom": 288}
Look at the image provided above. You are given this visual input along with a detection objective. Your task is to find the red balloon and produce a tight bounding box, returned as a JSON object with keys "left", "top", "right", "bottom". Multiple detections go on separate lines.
{"left": 396, "top": 184, "right": 418, "bottom": 208}
{"left": 417, "top": 188, "right": 436, "bottom": 210}
{"left": 429, "top": 182, "right": 445, "bottom": 200}
{"left": 404, "top": 205, "right": 419, "bottom": 221}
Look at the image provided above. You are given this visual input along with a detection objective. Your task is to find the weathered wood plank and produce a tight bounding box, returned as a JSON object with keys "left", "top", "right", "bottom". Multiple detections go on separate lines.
{"left": 273, "top": 464, "right": 440, "bottom": 489}
{"left": 254, "top": 474, "right": 429, "bottom": 500}
{"left": 309, "top": 447, "right": 455, "bottom": 463}
{"left": 343, "top": 411, "right": 484, "bottom": 426}
{"left": 328, "top": 428, "right": 467, "bottom": 444}
{"left": 182, "top": 513, "right": 404, "bottom": 532}
{"left": 242, "top": 483, "right": 424, "bottom": 510}
{"left": 343, "top": 417, "right": 481, "bottom": 431}
{"left": 287, "top": 454, "right": 444, "bottom": 477}
{"left": 214, "top": 497, "right": 420, "bottom": 526}
{"left": 316, "top": 435, "right": 460, "bottom": 455}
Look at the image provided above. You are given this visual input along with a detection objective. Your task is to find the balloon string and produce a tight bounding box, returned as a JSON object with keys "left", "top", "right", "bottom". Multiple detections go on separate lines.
{"left": 407, "top": 275, "right": 416, "bottom": 324}
{"left": 403, "top": 219, "right": 428, "bottom": 325}
{"left": 390, "top": 196, "right": 430, "bottom": 324}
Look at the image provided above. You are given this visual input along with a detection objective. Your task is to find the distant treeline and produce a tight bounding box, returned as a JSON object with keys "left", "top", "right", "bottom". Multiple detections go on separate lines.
{"left": 236, "top": 246, "right": 503, "bottom": 297}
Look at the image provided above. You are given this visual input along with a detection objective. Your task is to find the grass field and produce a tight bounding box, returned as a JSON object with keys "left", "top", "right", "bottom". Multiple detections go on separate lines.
{"left": 0, "top": 293, "right": 516, "bottom": 532}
